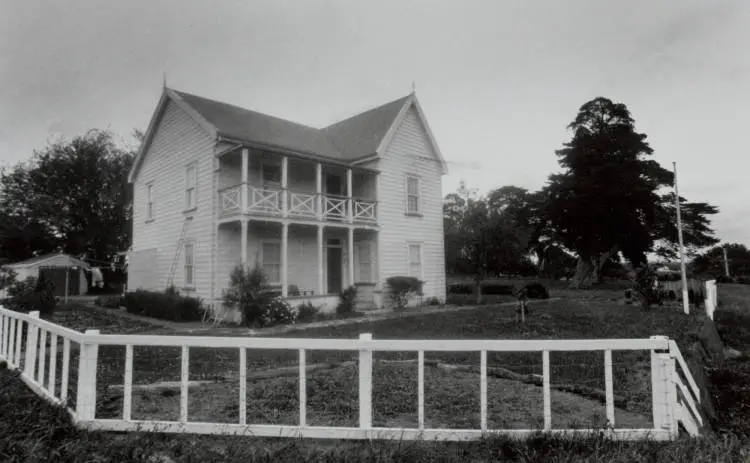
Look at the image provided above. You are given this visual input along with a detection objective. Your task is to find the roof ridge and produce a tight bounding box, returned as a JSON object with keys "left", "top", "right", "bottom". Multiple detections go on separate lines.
{"left": 172, "top": 89, "right": 323, "bottom": 132}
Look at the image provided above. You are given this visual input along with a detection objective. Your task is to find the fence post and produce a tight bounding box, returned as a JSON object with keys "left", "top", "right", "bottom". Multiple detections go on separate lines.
{"left": 359, "top": 333, "right": 373, "bottom": 430}
{"left": 650, "top": 336, "right": 678, "bottom": 439}
{"left": 76, "top": 329, "right": 100, "bottom": 421}
{"left": 23, "top": 311, "right": 40, "bottom": 379}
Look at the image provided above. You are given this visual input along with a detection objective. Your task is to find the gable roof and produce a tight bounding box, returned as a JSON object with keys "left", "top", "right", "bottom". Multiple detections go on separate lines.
{"left": 128, "top": 88, "right": 447, "bottom": 183}
{"left": 3, "top": 253, "right": 90, "bottom": 269}
{"left": 322, "top": 95, "right": 411, "bottom": 161}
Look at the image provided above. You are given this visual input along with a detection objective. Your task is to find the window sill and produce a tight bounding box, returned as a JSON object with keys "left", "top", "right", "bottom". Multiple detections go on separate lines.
{"left": 405, "top": 212, "right": 423, "bottom": 218}
{"left": 145, "top": 218, "right": 155, "bottom": 224}
{"left": 181, "top": 286, "right": 196, "bottom": 292}
{"left": 183, "top": 207, "right": 197, "bottom": 215}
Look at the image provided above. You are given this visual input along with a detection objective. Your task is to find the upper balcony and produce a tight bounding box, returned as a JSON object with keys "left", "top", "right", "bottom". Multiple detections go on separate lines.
{"left": 217, "top": 147, "right": 378, "bottom": 225}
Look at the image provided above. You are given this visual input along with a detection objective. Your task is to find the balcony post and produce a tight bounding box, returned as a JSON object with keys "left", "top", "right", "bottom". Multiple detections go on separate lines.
{"left": 281, "top": 223, "right": 289, "bottom": 298}
{"left": 316, "top": 163, "right": 323, "bottom": 220}
{"left": 347, "top": 168, "right": 353, "bottom": 223}
{"left": 317, "top": 225, "right": 325, "bottom": 295}
{"left": 281, "top": 156, "right": 288, "bottom": 217}
{"left": 241, "top": 148, "right": 249, "bottom": 211}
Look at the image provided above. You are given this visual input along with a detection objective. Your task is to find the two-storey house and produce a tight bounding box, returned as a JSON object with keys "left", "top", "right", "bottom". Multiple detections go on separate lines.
{"left": 127, "top": 87, "right": 447, "bottom": 318}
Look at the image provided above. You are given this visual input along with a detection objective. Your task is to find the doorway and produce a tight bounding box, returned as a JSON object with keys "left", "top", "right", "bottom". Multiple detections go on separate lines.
{"left": 327, "top": 240, "right": 343, "bottom": 294}
{"left": 325, "top": 173, "right": 344, "bottom": 196}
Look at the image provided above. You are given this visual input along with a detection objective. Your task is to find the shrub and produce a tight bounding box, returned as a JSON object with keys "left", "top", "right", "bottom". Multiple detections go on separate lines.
{"left": 297, "top": 301, "right": 320, "bottom": 322}
{"left": 424, "top": 296, "right": 442, "bottom": 306}
{"left": 736, "top": 276, "right": 750, "bottom": 285}
{"left": 523, "top": 282, "right": 549, "bottom": 300}
{"left": 716, "top": 275, "right": 733, "bottom": 284}
{"left": 6, "top": 275, "right": 57, "bottom": 315}
{"left": 122, "top": 287, "right": 204, "bottom": 322}
{"left": 95, "top": 295, "right": 124, "bottom": 309}
{"left": 288, "top": 284, "right": 300, "bottom": 296}
{"left": 480, "top": 282, "right": 515, "bottom": 296}
{"left": 632, "top": 267, "right": 661, "bottom": 309}
{"left": 387, "top": 276, "right": 424, "bottom": 310}
{"left": 0, "top": 267, "right": 17, "bottom": 290}
{"left": 447, "top": 283, "right": 473, "bottom": 295}
{"left": 222, "top": 264, "right": 296, "bottom": 327}
{"left": 336, "top": 286, "right": 358, "bottom": 315}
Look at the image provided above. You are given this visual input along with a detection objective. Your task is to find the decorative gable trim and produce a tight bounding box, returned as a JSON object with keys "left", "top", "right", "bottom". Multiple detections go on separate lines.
{"left": 357, "top": 94, "right": 448, "bottom": 175}
{"left": 127, "top": 88, "right": 219, "bottom": 184}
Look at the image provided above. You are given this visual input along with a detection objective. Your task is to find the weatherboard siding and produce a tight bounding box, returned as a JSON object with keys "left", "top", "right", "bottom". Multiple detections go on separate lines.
{"left": 129, "top": 100, "right": 215, "bottom": 300}
{"left": 376, "top": 106, "right": 446, "bottom": 304}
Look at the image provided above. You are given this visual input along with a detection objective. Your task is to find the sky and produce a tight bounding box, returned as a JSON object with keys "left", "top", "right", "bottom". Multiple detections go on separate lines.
{"left": 1, "top": 0, "right": 749, "bottom": 245}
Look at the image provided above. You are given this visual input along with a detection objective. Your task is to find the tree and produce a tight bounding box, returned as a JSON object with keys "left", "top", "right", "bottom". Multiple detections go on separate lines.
{"left": 443, "top": 182, "right": 528, "bottom": 301}
{"left": 692, "top": 243, "right": 750, "bottom": 277}
{"left": 543, "top": 97, "right": 718, "bottom": 288}
{"left": 0, "top": 129, "right": 137, "bottom": 263}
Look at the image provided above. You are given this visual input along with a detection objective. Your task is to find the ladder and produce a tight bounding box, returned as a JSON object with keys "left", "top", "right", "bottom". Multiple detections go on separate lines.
{"left": 166, "top": 217, "right": 192, "bottom": 288}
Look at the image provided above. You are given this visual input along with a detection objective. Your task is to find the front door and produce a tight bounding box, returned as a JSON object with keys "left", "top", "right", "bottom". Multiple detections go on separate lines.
{"left": 327, "top": 246, "right": 342, "bottom": 294}
{"left": 325, "top": 173, "right": 344, "bottom": 196}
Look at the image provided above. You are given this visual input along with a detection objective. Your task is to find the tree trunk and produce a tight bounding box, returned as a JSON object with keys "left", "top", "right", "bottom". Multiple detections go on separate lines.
{"left": 568, "top": 246, "right": 618, "bottom": 289}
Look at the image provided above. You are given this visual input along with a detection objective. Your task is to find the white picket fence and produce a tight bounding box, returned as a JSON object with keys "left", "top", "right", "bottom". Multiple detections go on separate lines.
{"left": 0, "top": 306, "right": 704, "bottom": 441}
{"left": 704, "top": 280, "right": 718, "bottom": 321}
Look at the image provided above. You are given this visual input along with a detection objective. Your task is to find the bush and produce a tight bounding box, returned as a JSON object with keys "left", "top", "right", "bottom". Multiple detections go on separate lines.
{"left": 336, "top": 286, "right": 358, "bottom": 315}
{"left": 736, "top": 276, "right": 750, "bottom": 285}
{"left": 387, "top": 276, "right": 424, "bottom": 310}
{"left": 480, "top": 282, "right": 515, "bottom": 296}
{"left": 716, "top": 275, "right": 733, "bottom": 284}
{"left": 447, "top": 283, "right": 473, "bottom": 295}
{"left": 94, "top": 295, "right": 124, "bottom": 309}
{"left": 288, "top": 284, "right": 300, "bottom": 296}
{"left": 122, "top": 287, "right": 205, "bottom": 322}
{"left": 424, "top": 296, "right": 442, "bottom": 306}
{"left": 6, "top": 275, "right": 57, "bottom": 315}
{"left": 523, "top": 282, "right": 549, "bottom": 300}
{"left": 297, "top": 301, "right": 320, "bottom": 322}
{"left": 0, "top": 267, "right": 17, "bottom": 290}
{"left": 222, "top": 264, "right": 297, "bottom": 327}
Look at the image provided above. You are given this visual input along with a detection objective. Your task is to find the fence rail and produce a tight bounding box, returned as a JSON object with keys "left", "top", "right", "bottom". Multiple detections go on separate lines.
{"left": 0, "top": 306, "right": 704, "bottom": 442}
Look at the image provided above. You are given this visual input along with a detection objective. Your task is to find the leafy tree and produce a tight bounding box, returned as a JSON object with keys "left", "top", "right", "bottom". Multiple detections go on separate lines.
{"left": 0, "top": 129, "right": 136, "bottom": 263}
{"left": 541, "top": 97, "right": 718, "bottom": 288}
{"left": 692, "top": 243, "right": 750, "bottom": 278}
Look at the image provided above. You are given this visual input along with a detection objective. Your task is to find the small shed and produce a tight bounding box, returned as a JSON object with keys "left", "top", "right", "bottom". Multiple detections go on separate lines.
{"left": 2, "top": 253, "right": 91, "bottom": 296}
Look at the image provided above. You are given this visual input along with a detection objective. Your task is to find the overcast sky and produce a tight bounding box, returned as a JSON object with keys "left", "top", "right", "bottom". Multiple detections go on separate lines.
{"left": 1, "top": 1, "right": 749, "bottom": 245}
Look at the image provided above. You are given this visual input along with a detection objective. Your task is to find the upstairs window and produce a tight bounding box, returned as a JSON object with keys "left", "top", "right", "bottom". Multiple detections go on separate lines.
{"left": 185, "top": 163, "right": 197, "bottom": 210}
{"left": 406, "top": 176, "right": 420, "bottom": 214}
{"left": 146, "top": 182, "right": 154, "bottom": 220}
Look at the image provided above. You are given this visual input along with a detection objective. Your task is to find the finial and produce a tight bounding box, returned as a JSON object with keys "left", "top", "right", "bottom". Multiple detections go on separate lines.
{"left": 412, "top": 81, "right": 416, "bottom": 93}
{"left": 163, "top": 72, "right": 167, "bottom": 89}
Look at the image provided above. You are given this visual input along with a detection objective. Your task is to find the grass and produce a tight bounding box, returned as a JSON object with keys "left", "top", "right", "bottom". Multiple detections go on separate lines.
{"left": 3, "top": 284, "right": 750, "bottom": 460}
{"left": 0, "top": 366, "right": 748, "bottom": 462}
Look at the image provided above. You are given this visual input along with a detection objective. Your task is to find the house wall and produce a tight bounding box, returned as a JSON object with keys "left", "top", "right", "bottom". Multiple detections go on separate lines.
{"left": 375, "top": 105, "right": 446, "bottom": 305}
{"left": 129, "top": 99, "right": 215, "bottom": 301}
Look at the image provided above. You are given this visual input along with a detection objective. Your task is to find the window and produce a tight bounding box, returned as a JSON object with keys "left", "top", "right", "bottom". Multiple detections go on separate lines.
{"left": 407, "top": 243, "right": 422, "bottom": 279}
{"left": 406, "top": 176, "right": 420, "bottom": 214}
{"left": 357, "top": 242, "right": 373, "bottom": 282}
{"left": 146, "top": 183, "right": 154, "bottom": 220}
{"left": 261, "top": 241, "right": 281, "bottom": 284}
{"left": 185, "top": 163, "right": 197, "bottom": 210}
{"left": 262, "top": 163, "right": 282, "bottom": 185}
{"left": 184, "top": 243, "right": 195, "bottom": 286}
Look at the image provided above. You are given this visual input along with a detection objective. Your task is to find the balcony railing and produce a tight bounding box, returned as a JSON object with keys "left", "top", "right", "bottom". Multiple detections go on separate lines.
{"left": 218, "top": 185, "right": 377, "bottom": 223}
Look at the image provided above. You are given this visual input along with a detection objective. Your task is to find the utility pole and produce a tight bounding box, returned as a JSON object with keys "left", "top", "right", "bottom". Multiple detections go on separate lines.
{"left": 723, "top": 245, "right": 730, "bottom": 277}
{"left": 673, "top": 162, "right": 689, "bottom": 314}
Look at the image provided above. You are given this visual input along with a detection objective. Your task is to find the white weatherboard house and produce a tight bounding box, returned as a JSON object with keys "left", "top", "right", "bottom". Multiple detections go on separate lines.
{"left": 127, "top": 88, "right": 447, "bottom": 318}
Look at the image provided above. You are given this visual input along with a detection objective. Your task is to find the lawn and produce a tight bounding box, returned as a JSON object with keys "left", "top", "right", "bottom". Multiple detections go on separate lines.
{"left": 3, "top": 285, "right": 749, "bottom": 461}
{"left": 54, "top": 288, "right": 703, "bottom": 428}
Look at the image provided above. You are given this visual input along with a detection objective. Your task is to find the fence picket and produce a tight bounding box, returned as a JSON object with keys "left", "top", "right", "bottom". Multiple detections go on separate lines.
{"left": 418, "top": 350, "right": 425, "bottom": 430}
{"left": 7, "top": 315, "right": 15, "bottom": 367}
{"left": 480, "top": 350, "right": 488, "bottom": 431}
{"left": 180, "top": 345, "right": 189, "bottom": 423}
{"left": 299, "top": 349, "right": 306, "bottom": 427}
{"left": 38, "top": 329, "right": 46, "bottom": 384}
{"left": 61, "top": 338, "right": 70, "bottom": 403}
{"left": 359, "top": 333, "right": 372, "bottom": 429}
{"left": 239, "top": 347, "right": 247, "bottom": 425}
{"left": 543, "top": 350, "right": 551, "bottom": 430}
{"left": 14, "top": 319, "right": 23, "bottom": 367}
{"left": 604, "top": 349, "right": 615, "bottom": 427}
{"left": 49, "top": 333, "right": 57, "bottom": 396}
{"left": 123, "top": 344, "right": 133, "bottom": 421}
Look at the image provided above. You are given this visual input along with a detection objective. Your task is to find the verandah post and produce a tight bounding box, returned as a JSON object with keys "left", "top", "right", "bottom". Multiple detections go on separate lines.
{"left": 359, "top": 333, "right": 373, "bottom": 429}
{"left": 76, "top": 329, "right": 100, "bottom": 421}
{"left": 24, "top": 311, "right": 40, "bottom": 379}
